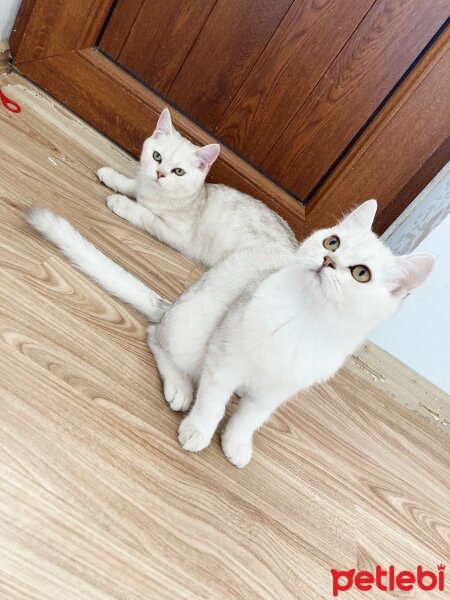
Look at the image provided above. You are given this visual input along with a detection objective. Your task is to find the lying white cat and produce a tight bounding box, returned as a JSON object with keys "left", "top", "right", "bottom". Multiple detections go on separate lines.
{"left": 27, "top": 109, "right": 434, "bottom": 468}
{"left": 97, "top": 108, "right": 296, "bottom": 266}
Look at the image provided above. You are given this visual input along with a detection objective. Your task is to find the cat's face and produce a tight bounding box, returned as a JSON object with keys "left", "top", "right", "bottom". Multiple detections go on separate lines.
{"left": 139, "top": 108, "right": 220, "bottom": 198}
{"left": 297, "top": 201, "right": 434, "bottom": 330}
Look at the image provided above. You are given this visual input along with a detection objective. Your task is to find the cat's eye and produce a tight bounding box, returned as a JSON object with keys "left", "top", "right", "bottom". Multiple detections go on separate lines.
{"left": 172, "top": 168, "right": 185, "bottom": 176}
{"left": 153, "top": 151, "right": 162, "bottom": 163}
{"left": 323, "top": 235, "right": 340, "bottom": 252}
{"left": 350, "top": 265, "right": 371, "bottom": 283}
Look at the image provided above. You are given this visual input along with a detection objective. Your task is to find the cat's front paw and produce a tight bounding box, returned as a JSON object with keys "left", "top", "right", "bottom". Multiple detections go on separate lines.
{"left": 97, "top": 167, "right": 118, "bottom": 191}
{"left": 107, "top": 194, "right": 129, "bottom": 218}
{"left": 221, "top": 434, "right": 253, "bottom": 468}
{"left": 164, "top": 379, "right": 193, "bottom": 412}
{"left": 178, "top": 416, "right": 211, "bottom": 452}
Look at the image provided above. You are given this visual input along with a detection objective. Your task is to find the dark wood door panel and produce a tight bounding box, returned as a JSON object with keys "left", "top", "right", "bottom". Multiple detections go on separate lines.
{"left": 98, "top": 0, "right": 145, "bottom": 59}
{"left": 306, "top": 37, "right": 450, "bottom": 234}
{"left": 261, "top": 0, "right": 449, "bottom": 199}
{"left": 103, "top": 0, "right": 216, "bottom": 96}
{"left": 166, "top": 0, "right": 295, "bottom": 131}
{"left": 214, "top": 0, "right": 376, "bottom": 166}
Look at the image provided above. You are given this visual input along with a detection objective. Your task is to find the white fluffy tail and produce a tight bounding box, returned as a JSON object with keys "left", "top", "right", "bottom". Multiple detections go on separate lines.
{"left": 27, "top": 207, "right": 170, "bottom": 321}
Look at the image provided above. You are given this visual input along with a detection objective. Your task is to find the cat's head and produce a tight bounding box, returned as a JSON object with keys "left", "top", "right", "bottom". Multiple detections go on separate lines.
{"left": 139, "top": 108, "right": 220, "bottom": 198}
{"left": 297, "top": 200, "right": 434, "bottom": 332}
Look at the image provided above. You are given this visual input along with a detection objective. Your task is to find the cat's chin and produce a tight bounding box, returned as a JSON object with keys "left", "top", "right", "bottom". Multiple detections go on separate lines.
{"left": 309, "top": 268, "right": 343, "bottom": 302}
{"left": 302, "top": 267, "right": 326, "bottom": 296}
{"left": 139, "top": 175, "right": 201, "bottom": 199}
{"left": 142, "top": 178, "right": 175, "bottom": 197}
{"left": 308, "top": 266, "right": 324, "bottom": 284}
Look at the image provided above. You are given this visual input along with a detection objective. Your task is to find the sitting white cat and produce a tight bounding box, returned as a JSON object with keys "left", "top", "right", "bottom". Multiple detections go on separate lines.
{"left": 27, "top": 109, "right": 434, "bottom": 468}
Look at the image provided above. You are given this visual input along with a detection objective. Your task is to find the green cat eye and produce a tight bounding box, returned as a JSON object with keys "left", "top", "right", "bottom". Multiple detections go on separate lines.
{"left": 172, "top": 168, "right": 185, "bottom": 176}
{"left": 323, "top": 235, "right": 340, "bottom": 251}
{"left": 153, "top": 151, "right": 162, "bottom": 163}
{"left": 351, "top": 265, "right": 371, "bottom": 283}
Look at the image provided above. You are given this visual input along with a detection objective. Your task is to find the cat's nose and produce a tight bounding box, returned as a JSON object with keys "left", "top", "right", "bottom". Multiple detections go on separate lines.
{"left": 156, "top": 170, "right": 165, "bottom": 179}
{"left": 323, "top": 255, "right": 336, "bottom": 269}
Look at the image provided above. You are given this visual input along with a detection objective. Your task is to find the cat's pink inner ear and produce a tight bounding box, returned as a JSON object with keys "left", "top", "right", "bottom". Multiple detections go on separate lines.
{"left": 153, "top": 108, "right": 173, "bottom": 138}
{"left": 342, "top": 199, "right": 378, "bottom": 230}
{"left": 391, "top": 253, "right": 435, "bottom": 298}
{"left": 195, "top": 144, "right": 220, "bottom": 170}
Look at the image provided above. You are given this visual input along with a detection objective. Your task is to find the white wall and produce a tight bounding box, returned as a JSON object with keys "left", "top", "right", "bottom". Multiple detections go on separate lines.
{"left": 370, "top": 167, "right": 450, "bottom": 394}
{"left": 0, "top": 0, "right": 21, "bottom": 42}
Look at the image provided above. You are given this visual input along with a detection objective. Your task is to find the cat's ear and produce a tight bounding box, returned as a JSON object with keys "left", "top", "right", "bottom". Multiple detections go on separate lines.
{"left": 342, "top": 199, "right": 377, "bottom": 230}
{"left": 195, "top": 144, "right": 220, "bottom": 170}
{"left": 153, "top": 108, "right": 173, "bottom": 138}
{"left": 390, "top": 253, "right": 435, "bottom": 298}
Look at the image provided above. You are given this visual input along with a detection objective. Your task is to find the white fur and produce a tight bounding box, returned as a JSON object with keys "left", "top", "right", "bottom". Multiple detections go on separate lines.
{"left": 26, "top": 207, "right": 168, "bottom": 321}
{"left": 28, "top": 110, "right": 434, "bottom": 468}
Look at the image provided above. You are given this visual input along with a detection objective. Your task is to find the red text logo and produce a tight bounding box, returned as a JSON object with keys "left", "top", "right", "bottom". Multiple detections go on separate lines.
{"left": 330, "top": 564, "right": 445, "bottom": 596}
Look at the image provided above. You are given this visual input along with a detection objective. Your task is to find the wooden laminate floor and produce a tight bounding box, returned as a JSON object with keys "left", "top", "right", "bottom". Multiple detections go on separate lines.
{"left": 0, "top": 74, "right": 449, "bottom": 600}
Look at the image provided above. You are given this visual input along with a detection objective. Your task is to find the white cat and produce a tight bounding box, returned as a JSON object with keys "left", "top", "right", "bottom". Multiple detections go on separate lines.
{"left": 96, "top": 108, "right": 297, "bottom": 266}
{"left": 27, "top": 109, "right": 434, "bottom": 468}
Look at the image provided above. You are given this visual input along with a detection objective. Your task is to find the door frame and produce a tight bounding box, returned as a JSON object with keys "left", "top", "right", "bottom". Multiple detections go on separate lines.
{"left": 10, "top": 0, "right": 306, "bottom": 237}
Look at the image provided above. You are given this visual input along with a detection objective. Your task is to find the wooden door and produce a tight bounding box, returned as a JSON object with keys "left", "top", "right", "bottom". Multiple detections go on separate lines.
{"left": 10, "top": 0, "right": 450, "bottom": 238}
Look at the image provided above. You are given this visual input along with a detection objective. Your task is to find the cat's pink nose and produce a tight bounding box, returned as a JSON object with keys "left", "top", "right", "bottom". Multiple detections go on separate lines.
{"left": 156, "top": 170, "right": 165, "bottom": 179}
{"left": 323, "top": 256, "right": 336, "bottom": 269}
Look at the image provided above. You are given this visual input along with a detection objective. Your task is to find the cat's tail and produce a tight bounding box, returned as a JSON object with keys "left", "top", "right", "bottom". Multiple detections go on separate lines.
{"left": 26, "top": 206, "right": 171, "bottom": 322}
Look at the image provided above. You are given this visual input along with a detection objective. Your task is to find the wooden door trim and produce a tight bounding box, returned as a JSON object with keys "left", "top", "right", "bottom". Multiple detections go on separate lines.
{"left": 10, "top": 0, "right": 306, "bottom": 238}
{"left": 9, "top": 0, "right": 38, "bottom": 57}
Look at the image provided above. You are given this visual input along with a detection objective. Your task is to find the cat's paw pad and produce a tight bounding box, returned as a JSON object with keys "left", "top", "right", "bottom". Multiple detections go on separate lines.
{"left": 221, "top": 435, "right": 253, "bottom": 468}
{"left": 164, "top": 380, "right": 193, "bottom": 412}
{"left": 107, "top": 194, "right": 128, "bottom": 217}
{"left": 178, "top": 417, "right": 211, "bottom": 452}
{"left": 97, "top": 167, "right": 117, "bottom": 190}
